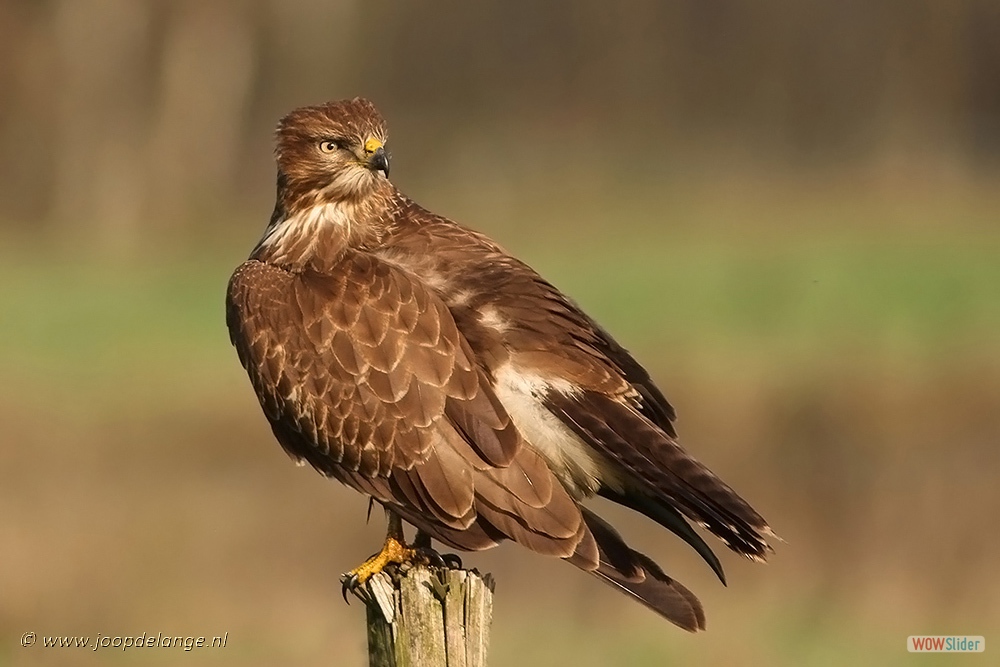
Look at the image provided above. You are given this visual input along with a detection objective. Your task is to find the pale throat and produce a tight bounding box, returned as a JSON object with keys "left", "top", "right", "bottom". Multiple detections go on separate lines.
{"left": 254, "top": 200, "right": 367, "bottom": 271}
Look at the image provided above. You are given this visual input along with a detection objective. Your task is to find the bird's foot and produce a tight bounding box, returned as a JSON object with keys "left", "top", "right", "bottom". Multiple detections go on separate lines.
{"left": 340, "top": 534, "right": 415, "bottom": 603}
{"left": 406, "top": 547, "right": 463, "bottom": 572}
{"left": 339, "top": 538, "right": 465, "bottom": 604}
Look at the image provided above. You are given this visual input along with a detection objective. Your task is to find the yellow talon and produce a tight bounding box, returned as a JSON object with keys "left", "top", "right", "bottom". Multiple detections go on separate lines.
{"left": 341, "top": 511, "right": 415, "bottom": 601}
{"left": 347, "top": 535, "right": 415, "bottom": 586}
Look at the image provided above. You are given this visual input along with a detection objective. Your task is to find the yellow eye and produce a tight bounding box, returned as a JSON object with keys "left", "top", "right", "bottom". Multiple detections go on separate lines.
{"left": 319, "top": 140, "right": 339, "bottom": 154}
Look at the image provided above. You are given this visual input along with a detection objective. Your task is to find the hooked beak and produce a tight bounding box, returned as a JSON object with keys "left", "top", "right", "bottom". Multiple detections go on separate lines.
{"left": 364, "top": 137, "right": 389, "bottom": 177}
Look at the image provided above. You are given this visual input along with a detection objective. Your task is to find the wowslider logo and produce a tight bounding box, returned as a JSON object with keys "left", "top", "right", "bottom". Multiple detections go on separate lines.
{"left": 908, "top": 636, "right": 984, "bottom": 653}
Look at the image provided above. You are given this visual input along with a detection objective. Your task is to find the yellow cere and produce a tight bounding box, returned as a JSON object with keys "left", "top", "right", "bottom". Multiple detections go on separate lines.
{"left": 364, "top": 137, "right": 383, "bottom": 154}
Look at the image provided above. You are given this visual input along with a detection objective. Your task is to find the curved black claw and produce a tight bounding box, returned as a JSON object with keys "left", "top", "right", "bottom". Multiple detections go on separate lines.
{"left": 441, "top": 553, "right": 463, "bottom": 569}
{"left": 340, "top": 573, "right": 369, "bottom": 604}
{"left": 413, "top": 547, "right": 463, "bottom": 571}
{"left": 414, "top": 547, "right": 446, "bottom": 568}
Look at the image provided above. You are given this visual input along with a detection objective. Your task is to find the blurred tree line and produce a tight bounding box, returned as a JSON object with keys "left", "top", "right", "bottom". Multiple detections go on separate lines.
{"left": 1, "top": 0, "right": 997, "bottom": 247}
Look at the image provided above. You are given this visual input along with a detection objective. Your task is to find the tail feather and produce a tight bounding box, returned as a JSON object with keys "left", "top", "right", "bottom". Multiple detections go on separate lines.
{"left": 567, "top": 508, "right": 706, "bottom": 632}
{"left": 547, "top": 390, "right": 775, "bottom": 561}
{"left": 591, "top": 555, "right": 706, "bottom": 632}
{"left": 600, "top": 487, "right": 726, "bottom": 585}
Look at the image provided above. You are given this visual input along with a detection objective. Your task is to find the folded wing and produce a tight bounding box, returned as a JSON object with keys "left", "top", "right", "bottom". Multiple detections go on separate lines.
{"left": 226, "top": 253, "right": 585, "bottom": 560}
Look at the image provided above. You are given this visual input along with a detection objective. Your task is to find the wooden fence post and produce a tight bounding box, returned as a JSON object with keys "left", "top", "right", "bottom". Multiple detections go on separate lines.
{"left": 364, "top": 566, "right": 495, "bottom": 667}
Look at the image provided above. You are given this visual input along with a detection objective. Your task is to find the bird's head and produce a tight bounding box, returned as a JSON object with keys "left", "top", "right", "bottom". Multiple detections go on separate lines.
{"left": 274, "top": 97, "right": 391, "bottom": 212}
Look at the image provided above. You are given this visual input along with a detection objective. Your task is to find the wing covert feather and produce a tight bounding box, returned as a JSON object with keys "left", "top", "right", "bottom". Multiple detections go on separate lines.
{"left": 227, "top": 254, "right": 581, "bottom": 553}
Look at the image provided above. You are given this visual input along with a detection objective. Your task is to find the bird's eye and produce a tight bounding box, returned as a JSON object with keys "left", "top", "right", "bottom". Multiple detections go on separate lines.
{"left": 318, "top": 140, "right": 339, "bottom": 154}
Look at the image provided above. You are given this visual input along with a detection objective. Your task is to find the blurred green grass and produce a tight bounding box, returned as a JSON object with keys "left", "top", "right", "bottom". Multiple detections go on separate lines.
{"left": 531, "top": 235, "right": 1000, "bottom": 358}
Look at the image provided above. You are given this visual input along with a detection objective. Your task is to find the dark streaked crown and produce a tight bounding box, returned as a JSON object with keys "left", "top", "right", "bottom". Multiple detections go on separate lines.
{"left": 276, "top": 97, "right": 386, "bottom": 156}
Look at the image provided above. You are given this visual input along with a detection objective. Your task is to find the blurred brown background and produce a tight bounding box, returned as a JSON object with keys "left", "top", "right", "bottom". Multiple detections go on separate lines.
{"left": 2, "top": 1, "right": 999, "bottom": 665}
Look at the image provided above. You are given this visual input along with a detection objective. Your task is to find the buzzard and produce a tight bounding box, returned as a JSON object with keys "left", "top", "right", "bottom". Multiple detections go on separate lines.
{"left": 226, "top": 98, "right": 775, "bottom": 631}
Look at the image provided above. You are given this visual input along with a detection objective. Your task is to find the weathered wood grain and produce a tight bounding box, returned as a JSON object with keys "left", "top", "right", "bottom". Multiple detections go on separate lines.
{"left": 365, "top": 566, "right": 494, "bottom": 667}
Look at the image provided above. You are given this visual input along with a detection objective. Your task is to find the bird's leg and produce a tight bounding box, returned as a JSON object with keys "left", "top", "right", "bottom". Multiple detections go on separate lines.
{"left": 413, "top": 529, "right": 432, "bottom": 549}
{"left": 414, "top": 529, "right": 463, "bottom": 570}
{"left": 340, "top": 509, "right": 415, "bottom": 602}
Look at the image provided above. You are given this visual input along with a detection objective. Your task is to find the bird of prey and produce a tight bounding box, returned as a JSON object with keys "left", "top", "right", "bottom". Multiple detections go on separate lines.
{"left": 226, "top": 97, "right": 775, "bottom": 631}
